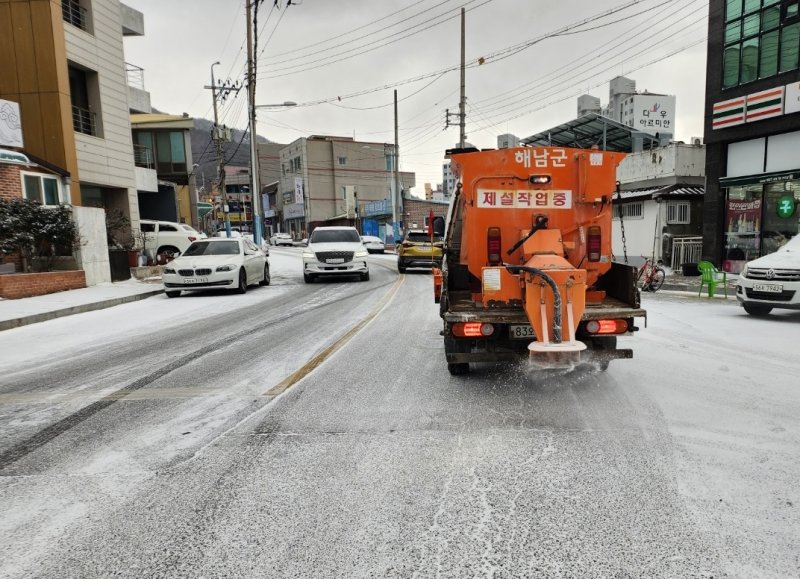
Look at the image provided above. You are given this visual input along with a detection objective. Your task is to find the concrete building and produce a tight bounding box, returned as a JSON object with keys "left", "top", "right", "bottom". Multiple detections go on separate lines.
{"left": 130, "top": 113, "right": 195, "bottom": 225}
{"left": 602, "top": 76, "right": 676, "bottom": 139}
{"left": 577, "top": 95, "right": 601, "bottom": 117}
{"left": 702, "top": 0, "right": 800, "bottom": 273}
{"left": 497, "top": 133, "right": 520, "bottom": 149}
{"left": 442, "top": 161, "right": 456, "bottom": 197}
{"left": 613, "top": 143, "right": 706, "bottom": 270}
{"left": 257, "top": 142, "right": 286, "bottom": 238}
{"left": 1, "top": 0, "right": 147, "bottom": 284}
{"left": 277, "top": 135, "right": 415, "bottom": 238}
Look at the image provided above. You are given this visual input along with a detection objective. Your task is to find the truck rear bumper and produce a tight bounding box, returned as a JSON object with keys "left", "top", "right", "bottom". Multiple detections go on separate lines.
{"left": 445, "top": 348, "right": 633, "bottom": 364}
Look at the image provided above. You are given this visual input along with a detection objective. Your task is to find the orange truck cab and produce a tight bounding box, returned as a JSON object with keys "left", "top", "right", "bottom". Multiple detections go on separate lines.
{"left": 433, "top": 146, "right": 646, "bottom": 375}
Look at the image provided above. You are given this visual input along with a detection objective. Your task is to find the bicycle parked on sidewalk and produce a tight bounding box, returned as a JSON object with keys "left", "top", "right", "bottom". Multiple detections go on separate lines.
{"left": 637, "top": 256, "right": 666, "bottom": 292}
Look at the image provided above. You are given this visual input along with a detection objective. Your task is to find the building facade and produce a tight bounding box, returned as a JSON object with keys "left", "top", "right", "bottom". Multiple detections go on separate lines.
{"left": 703, "top": 0, "right": 800, "bottom": 272}
{"left": 0, "top": 0, "right": 142, "bottom": 223}
{"left": 277, "top": 136, "right": 415, "bottom": 238}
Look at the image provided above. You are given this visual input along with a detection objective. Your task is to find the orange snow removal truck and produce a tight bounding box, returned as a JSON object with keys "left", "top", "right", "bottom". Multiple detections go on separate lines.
{"left": 432, "top": 146, "right": 647, "bottom": 375}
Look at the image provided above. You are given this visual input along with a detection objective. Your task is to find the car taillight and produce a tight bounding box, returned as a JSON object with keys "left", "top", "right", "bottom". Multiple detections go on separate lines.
{"left": 587, "top": 225, "right": 601, "bottom": 262}
{"left": 585, "top": 319, "right": 628, "bottom": 335}
{"left": 487, "top": 227, "right": 501, "bottom": 265}
{"left": 452, "top": 322, "right": 495, "bottom": 338}
{"left": 188, "top": 236, "right": 197, "bottom": 242}
{"left": 402, "top": 242, "right": 413, "bottom": 248}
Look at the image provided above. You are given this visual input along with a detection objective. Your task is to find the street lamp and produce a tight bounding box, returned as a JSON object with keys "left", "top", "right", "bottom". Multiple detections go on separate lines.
{"left": 250, "top": 101, "right": 297, "bottom": 245}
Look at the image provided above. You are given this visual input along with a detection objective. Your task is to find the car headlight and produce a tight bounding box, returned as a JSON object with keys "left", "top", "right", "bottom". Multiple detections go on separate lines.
{"left": 741, "top": 266, "right": 748, "bottom": 278}
{"left": 216, "top": 264, "right": 237, "bottom": 272}
{"left": 302, "top": 251, "right": 314, "bottom": 258}
{"left": 355, "top": 250, "right": 368, "bottom": 258}
{"left": 164, "top": 267, "right": 176, "bottom": 274}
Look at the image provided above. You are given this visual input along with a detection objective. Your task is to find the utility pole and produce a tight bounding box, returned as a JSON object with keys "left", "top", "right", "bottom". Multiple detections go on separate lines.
{"left": 247, "top": 0, "right": 263, "bottom": 245}
{"left": 459, "top": 7, "right": 466, "bottom": 148}
{"left": 205, "top": 62, "right": 239, "bottom": 237}
{"left": 393, "top": 89, "right": 401, "bottom": 242}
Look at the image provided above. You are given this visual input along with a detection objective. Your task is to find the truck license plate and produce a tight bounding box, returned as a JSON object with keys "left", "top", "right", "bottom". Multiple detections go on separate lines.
{"left": 753, "top": 283, "right": 782, "bottom": 293}
{"left": 509, "top": 324, "right": 535, "bottom": 339}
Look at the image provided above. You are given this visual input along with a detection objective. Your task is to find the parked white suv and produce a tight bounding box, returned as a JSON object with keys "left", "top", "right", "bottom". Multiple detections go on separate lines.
{"left": 302, "top": 226, "right": 369, "bottom": 282}
{"left": 140, "top": 219, "right": 203, "bottom": 260}
{"left": 736, "top": 234, "right": 800, "bottom": 315}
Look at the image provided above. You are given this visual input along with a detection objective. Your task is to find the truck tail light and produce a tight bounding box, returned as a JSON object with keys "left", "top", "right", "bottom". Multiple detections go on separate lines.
{"left": 587, "top": 225, "right": 601, "bottom": 262}
{"left": 452, "top": 322, "right": 495, "bottom": 338}
{"left": 487, "top": 227, "right": 501, "bottom": 265}
{"left": 585, "top": 319, "right": 628, "bottom": 335}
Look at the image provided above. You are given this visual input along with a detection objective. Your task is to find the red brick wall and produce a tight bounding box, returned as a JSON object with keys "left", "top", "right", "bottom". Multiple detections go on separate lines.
{"left": 0, "top": 271, "right": 86, "bottom": 299}
{"left": 0, "top": 164, "right": 23, "bottom": 201}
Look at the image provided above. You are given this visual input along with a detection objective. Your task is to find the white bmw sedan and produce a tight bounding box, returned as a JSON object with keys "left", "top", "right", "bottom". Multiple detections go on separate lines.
{"left": 162, "top": 238, "right": 270, "bottom": 298}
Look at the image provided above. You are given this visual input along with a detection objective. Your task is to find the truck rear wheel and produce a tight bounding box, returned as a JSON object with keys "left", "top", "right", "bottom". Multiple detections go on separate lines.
{"left": 589, "top": 336, "right": 616, "bottom": 371}
{"left": 444, "top": 335, "right": 470, "bottom": 375}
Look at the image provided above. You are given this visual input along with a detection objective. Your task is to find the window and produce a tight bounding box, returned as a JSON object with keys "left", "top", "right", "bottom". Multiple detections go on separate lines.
{"left": 667, "top": 201, "right": 691, "bottom": 224}
{"left": 613, "top": 202, "right": 643, "bottom": 220}
{"left": 62, "top": 0, "right": 89, "bottom": 32}
{"left": 68, "top": 64, "right": 100, "bottom": 136}
{"left": 22, "top": 173, "right": 62, "bottom": 205}
{"left": 723, "top": 0, "right": 800, "bottom": 87}
{"left": 291, "top": 157, "right": 302, "bottom": 172}
{"left": 338, "top": 156, "right": 347, "bottom": 166}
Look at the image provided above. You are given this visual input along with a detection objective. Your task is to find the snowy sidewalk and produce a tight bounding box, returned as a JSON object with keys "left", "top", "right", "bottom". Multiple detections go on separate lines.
{"left": 0, "top": 279, "right": 163, "bottom": 331}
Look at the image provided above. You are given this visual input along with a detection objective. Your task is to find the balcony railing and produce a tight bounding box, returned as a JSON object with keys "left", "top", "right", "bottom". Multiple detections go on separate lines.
{"left": 62, "top": 0, "right": 87, "bottom": 31}
{"left": 125, "top": 63, "right": 145, "bottom": 90}
{"left": 72, "top": 105, "right": 96, "bottom": 136}
{"left": 133, "top": 144, "right": 154, "bottom": 168}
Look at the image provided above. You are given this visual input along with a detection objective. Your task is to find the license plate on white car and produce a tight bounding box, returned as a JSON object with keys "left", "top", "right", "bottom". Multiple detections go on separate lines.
{"left": 326, "top": 258, "right": 344, "bottom": 264}
{"left": 183, "top": 277, "right": 208, "bottom": 284}
{"left": 509, "top": 324, "right": 535, "bottom": 339}
{"left": 753, "top": 283, "right": 782, "bottom": 293}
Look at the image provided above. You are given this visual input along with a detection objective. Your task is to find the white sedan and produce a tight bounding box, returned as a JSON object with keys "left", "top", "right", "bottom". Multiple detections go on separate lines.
{"left": 270, "top": 232, "right": 294, "bottom": 246}
{"left": 360, "top": 235, "right": 385, "bottom": 254}
{"left": 162, "top": 238, "right": 270, "bottom": 298}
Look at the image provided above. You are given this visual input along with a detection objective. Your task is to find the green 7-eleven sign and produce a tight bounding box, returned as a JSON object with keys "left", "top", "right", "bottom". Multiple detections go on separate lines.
{"left": 776, "top": 195, "right": 796, "bottom": 219}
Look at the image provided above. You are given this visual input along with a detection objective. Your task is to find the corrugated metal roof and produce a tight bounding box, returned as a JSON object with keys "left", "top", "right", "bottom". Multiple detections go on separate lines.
{"left": 615, "top": 184, "right": 704, "bottom": 202}
{"left": 522, "top": 113, "right": 660, "bottom": 152}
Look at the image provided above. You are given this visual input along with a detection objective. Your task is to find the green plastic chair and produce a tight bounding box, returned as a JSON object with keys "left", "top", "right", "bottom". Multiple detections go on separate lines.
{"left": 698, "top": 260, "right": 728, "bottom": 298}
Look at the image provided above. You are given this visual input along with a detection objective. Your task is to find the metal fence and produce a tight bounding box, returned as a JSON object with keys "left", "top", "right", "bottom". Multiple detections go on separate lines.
{"left": 671, "top": 236, "right": 703, "bottom": 271}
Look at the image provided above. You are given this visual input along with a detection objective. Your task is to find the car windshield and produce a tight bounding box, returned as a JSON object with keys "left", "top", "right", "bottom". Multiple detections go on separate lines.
{"left": 311, "top": 229, "right": 360, "bottom": 243}
{"left": 183, "top": 241, "right": 240, "bottom": 256}
{"left": 406, "top": 232, "right": 441, "bottom": 242}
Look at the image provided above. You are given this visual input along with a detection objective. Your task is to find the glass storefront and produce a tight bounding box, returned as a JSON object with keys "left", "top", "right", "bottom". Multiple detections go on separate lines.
{"left": 724, "top": 178, "right": 800, "bottom": 273}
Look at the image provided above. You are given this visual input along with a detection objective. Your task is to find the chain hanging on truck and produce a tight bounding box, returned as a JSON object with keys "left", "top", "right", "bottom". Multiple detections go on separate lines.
{"left": 616, "top": 181, "right": 629, "bottom": 265}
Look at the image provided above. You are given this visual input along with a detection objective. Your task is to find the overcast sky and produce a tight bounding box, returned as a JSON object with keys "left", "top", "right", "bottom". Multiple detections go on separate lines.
{"left": 122, "top": 0, "right": 709, "bottom": 196}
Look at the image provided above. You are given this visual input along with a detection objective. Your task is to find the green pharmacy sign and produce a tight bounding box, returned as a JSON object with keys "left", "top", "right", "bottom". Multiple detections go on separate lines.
{"left": 776, "top": 195, "right": 796, "bottom": 219}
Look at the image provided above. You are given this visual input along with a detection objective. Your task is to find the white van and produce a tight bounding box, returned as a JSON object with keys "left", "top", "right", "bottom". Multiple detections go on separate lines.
{"left": 139, "top": 219, "right": 204, "bottom": 260}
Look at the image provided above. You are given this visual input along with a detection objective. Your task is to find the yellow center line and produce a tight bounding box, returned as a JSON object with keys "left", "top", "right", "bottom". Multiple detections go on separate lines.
{"left": 264, "top": 271, "right": 405, "bottom": 397}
